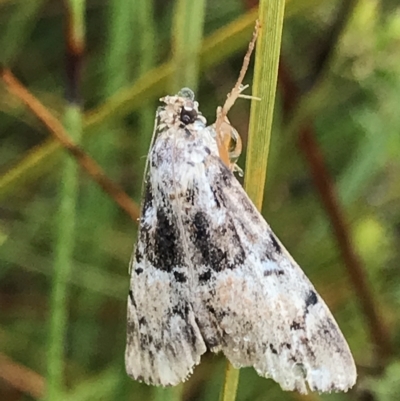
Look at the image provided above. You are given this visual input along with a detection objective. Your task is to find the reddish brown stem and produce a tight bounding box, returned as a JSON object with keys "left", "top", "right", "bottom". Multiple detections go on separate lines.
{"left": 298, "top": 124, "right": 391, "bottom": 362}
{"left": 279, "top": 61, "right": 392, "bottom": 362}
{"left": 0, "top": 353, "right": 45, "bottom": 399}
{"left": 0, "top": 68, "right": 140, "bottom": 222}
{"left": 64, "top": 2, "right": 85, "bottom": 104}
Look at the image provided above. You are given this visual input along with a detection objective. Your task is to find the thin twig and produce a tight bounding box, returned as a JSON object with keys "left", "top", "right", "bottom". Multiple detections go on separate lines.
{"left": 0, "top": 353, "right": 45, "bottom": 399}
{"left": 0, "top": 68, "right": 140, "bottom": 222}
{"left": 215, "top": 20, "right": 260, "bottom": 168}
{"left": 219, "top": 19, "right": 260, "bottom": 118}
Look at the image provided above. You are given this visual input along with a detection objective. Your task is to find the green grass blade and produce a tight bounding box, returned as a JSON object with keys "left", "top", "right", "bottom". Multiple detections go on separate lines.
{"left": 88, "top": 8, "right": 258, "bottom": 130}
{"left": 0, "top": 0, "right": 47, "bottom": 65}
{"left": 46, "top": 103, "right": 83, "bottom": 400}
{"left": 221, "top": 3, "right": 286, "bottom": 401}
{"left": 170, "top": 0, "right": 206, "bottom": 92}
{"left": 72, "top": 0, "right": 133, "bottom": 371}
{"left": 136, "top": 0, "right": 157, "bottom": 176}
{"left": 220, "top": 362, "right": 240, "bottom": 401}
{"left": 63, "top": 368, "right": 121, "bottom": 401}
{"left": 244, "top": 1, "right": 286, "bottom": 207}
{"left": 45, "top": 0, "right": 85, "bottom": 399}
{"left": 153, "top": 385, "right": 183, "bottom": 401}
{"left": 244, "top": 0, "right": 285, "bottom": 209}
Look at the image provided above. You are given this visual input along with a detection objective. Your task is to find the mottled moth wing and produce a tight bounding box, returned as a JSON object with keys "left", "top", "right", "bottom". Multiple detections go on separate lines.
{"left": 188, "top": 156, "right": 357, "bottom": 393}
{"left": 125, "top": 89, "right": 356, "bottom": 392}
{"left": 125, "top": 266, "right": 206, "bottom": 385}
{"left": 125, "top": 202, "right": 207, "bottom": 385}
{"left": 125, "top": 98, "right": 208, "bottom": 385}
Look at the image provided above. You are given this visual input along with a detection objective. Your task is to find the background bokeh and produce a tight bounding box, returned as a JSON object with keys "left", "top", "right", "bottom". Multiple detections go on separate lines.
{"left": 1, "top": 1, "right": 400, "bottom": 401}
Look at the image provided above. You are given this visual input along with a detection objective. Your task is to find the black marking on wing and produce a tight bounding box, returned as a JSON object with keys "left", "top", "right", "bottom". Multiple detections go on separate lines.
{"left": 225, "top": 219, "right": 246, "bottom": 266}
{"left": 301, "top": 338, "right": 316, "bottom": 361}
{"left": 195, "top": 305, "right": 226, "bottom": 350}
{"left": 192, "top": 211, "right": 221, "bottom": 270}
{"left": 128, "top": 290, "right": 136, "bottom": 307}
{"left": 206, "top": 304, "right": 227, "bottom": 322}
{"left": 199, "top": 269, "right": 212, "bottom": 282}
{"left": 218, "top": 161, "right": 233, "bottom": 187}
{"left": 192, "top": 211, "right": 245, "bottom": 271}
{"left": 269, "top": 343, "right": 278, "bottom": 354}
{"left": 135, "top": 247, "right": 143, "bottom": 263}
{"left": 171, "top": 303, "right": 190, "bottom": 320}
{"left": 183, "top": 321, "right": 198, "bottom": 348}
{"left": 173, "top": 270, "right": 187, "bottom": 283}
{"left": 213, "top": 159, "right": 262, "bottom": 226}
{"left": 185, "top": 187, "right": 197, "bottom": 205}
{"left": 211, "top": 188, "right": 225, "bottom": 208}
{"left": 290, "top": 321, "right": 302, "bottom": 330}
{"left": 269, "top": 233, "right": 282, "bottom": 254}
{"left": 263, "top": 269, "right": 285, "bottom": 277}
{"left": 317, "top": 319, "right": 344, "bottom": 353}
{"left": 136, "top": 180, "right": 154, "bottom": 259}
{"left": 139, "top": 331, "right": 155, "bottom": 351}
{"left": 305, "top": 290, "right": 318, "bottom": 311}
{"left": 151, "top": 204, "right": 183, "bottom": 272}
{"left": 134, "top": 267, "right": 143, "bottom": 275}
{"left": 142, "top": 179, "right": 153, "bottom": 214}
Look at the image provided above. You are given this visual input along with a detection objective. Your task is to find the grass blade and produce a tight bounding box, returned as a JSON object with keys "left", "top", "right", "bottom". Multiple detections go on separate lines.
{"left": 170, "top": 0, "right": 206, "bottom": 92}
{"left": 244, "top": 1, "right": 286, "bottom": 206}
{"left": 220, "top": 362, "right": 240, "bottom": 401}
{"left": 45, "top": 1, "right": 85, "bottom": 399}
{"left": 221, "top": 3, "right": 286, "bottom": 401}
{"left": 0, "top": 0, "right": 46, "bottom": 65}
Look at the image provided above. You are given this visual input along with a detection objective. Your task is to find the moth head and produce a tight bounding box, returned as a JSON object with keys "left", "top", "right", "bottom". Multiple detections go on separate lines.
{"left": 159, "top": 88, "right": 207, "bottom": 131}
{"left": 180, "top": 106, "right": 198, "bottom": 125}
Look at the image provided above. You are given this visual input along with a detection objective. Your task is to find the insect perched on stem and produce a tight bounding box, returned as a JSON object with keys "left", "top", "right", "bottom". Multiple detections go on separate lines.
{"left": 125, "top": 21, "right": 356, "bottom": 394}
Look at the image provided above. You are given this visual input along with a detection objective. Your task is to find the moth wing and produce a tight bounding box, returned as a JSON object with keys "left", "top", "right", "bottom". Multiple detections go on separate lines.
{"left": 191, "top": 158, "right": 356, "bottom": 393}
{"left": 125, "top": 182, "right": 207, "bottom": 386}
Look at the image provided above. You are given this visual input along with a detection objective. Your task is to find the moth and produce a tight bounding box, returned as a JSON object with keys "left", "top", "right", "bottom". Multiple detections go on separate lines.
{"left": 124, "top": 87, "right": 357, "bottom": 393}
{"left": 125, "top": 26, "right": 356, "bottom": 394}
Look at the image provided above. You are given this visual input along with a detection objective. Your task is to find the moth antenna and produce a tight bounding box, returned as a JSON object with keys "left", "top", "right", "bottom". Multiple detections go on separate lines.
{"left": 128, "top": 113, "right": 159, "bottom": 275}
{"left": 143, "top": 112, "right": 159, "bottom": 184}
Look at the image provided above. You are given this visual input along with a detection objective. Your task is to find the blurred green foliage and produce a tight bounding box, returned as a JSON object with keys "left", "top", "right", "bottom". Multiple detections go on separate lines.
{"left": 1, "top": 1, "right": 400, "bottom": 401}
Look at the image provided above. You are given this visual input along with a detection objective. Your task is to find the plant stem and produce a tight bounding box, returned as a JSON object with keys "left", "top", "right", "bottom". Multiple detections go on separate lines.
{"left": 220, "top": 3, "right": 286, "bottom": 401}
{"left": 244, "top": 1, "right": 286, "bottom": 206}
{"left": 46, "top": 1, "right": 85, "bottom": 399}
